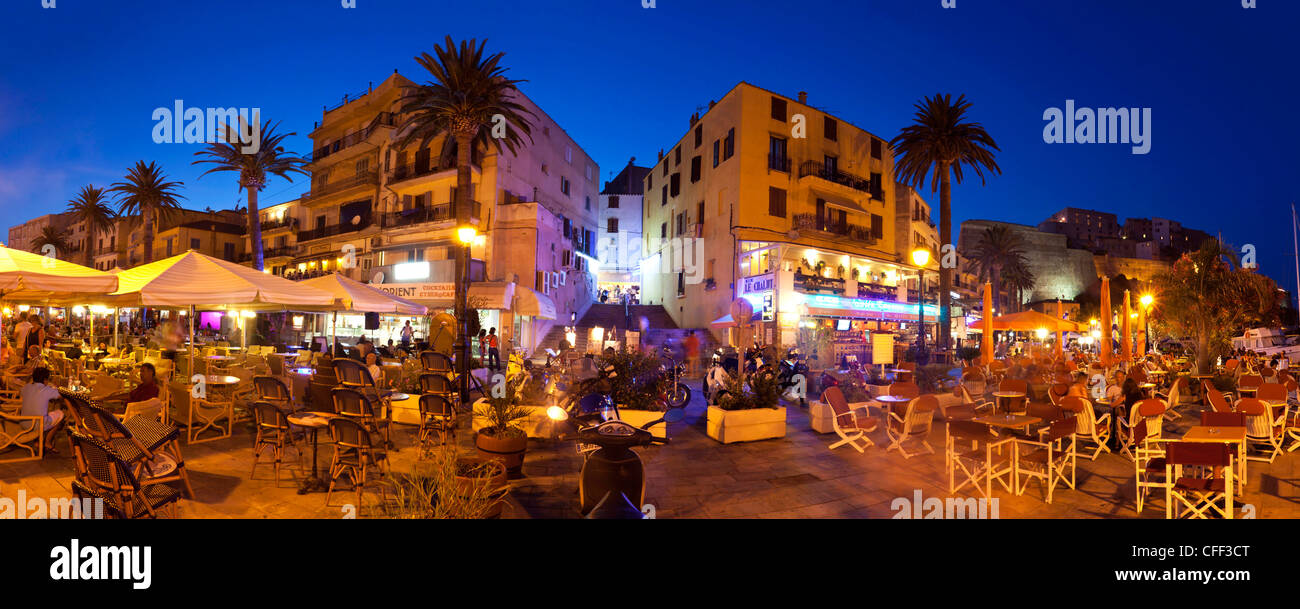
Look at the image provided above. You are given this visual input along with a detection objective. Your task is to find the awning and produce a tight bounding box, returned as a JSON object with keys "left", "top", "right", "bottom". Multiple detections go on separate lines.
{"left": 467, "top": 281, "right": 514, "bottom": 310}
{"left": 513, "top": 286, "right": 556, "bottom": 319}
{"left": 824, "top": 199, "right": 868, "bottom": 214}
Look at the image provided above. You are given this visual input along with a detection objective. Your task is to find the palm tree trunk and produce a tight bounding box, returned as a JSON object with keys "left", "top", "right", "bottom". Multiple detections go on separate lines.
{"left": 247, "top": 185, "right": 264, "bottom": 271}
{"left": 938, "top": 164, "right": 952, "bottom": 352}
{"left": 143, "top": 206, "right": 156, "bottom": 264}
{"left": 85, "top": 227, "right": 96, "bottom": 268}
{"left": 453, "top": 131, "right": 474, "bottom": 403}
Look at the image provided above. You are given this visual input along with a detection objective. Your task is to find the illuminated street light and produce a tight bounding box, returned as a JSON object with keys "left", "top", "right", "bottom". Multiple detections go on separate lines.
{"left": 911, "top": 248, "right": 931, "bottom": 356}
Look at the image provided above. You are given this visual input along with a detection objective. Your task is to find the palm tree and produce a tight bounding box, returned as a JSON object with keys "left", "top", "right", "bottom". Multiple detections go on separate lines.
{"left": 397, "top": 36, "right": 535, "bottom": 400}
{"left": 1002, "top": 260, "right": 1036, "bottom": 312}
{"left": 891, "top": 94, "right": 1001, "bottom": 352}
{"left": 108, "top": 161, "right": 185, "bottom": 265}
{"left": 971, "top": 225, "right": 1027, "bottom": 312}
{"left": 31, "top": 225, "right": 70, "bottom": 257}
{"left": 193, "top": 119, "right": 308, "bottom": 271}
{"left": 65, "top": 185, "right": 117, "bottom": 267}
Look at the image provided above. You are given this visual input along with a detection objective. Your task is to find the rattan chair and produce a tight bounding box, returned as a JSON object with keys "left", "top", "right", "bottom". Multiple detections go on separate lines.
{"left": 62, "top": 392, "right": 195, "bottom": 498}
{"left": 250, "top": 401, "right": 303, "bottom": 484}
{"left": 253, "top": 375, "right": 300, "bottom": 414}
{"left": 326, "top": 416, "right": 389, "bottom": 510}
{"left": 420, "top": 351, "right": 453, "bottom": 374}
{"left": 417, "top": 394, "right": 457, "bottom": 453}
{"left": 331, "top": 387, "right": 390, "bottom": 448}
{"left": 67, "top": 430, "right": 181, "bottom": 518}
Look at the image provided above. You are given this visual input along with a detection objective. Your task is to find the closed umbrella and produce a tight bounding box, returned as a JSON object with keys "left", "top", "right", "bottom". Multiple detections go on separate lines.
{"left": 981, "top": 282, "right": 994, "bottom": 365}
{"left": 1100, "top": 276, "right": 1112, "bottom": 367}
{"left": 1122, "top": 290, "right": 1132, "bottom": 363}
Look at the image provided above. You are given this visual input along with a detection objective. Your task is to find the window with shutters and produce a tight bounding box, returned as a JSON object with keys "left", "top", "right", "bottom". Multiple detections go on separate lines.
{"left": 690, "top": 156, "right": 701, "bottom": 183}
{"left": 607, "top": 218, "right": 619, "bottom": 234}
{"left": 661, "top": 185, "right": 667, "bottom": 206}
{"left": 697, "top": 201, "right": 705, "bottom": 226}
{"left": 712, "top": 140, "right": 720, "bottom": 168}
{"left": 771, "top": 97, "right": 786, "bottom": 121}
{"left": 609, "top": 196, "right": 620, "bottom": 209}
{"left": 674, "top": 147, "right": 681, "bottom": 166}
{"left": 561, "top": 176, "right": 571, "bottom": 196}
{"left": 824, "top": 117, "right": 838, "bottom": 142}
{"left": 871, "top": 138, "right": 882, "bottom": 160}
{"left": 768, "top": 187, "right": 787, "bottom": 218}
{"left": 694, "top": 125, "right": 703, "bottom": 148}
{"left": 871, "top": 214, "right": 884, "bottom": 240}
{"left": 670, "top": 173, "right": 681, "bottom": 198}
{"left": 724, "top": 129, "right": 735, "bottom": 160}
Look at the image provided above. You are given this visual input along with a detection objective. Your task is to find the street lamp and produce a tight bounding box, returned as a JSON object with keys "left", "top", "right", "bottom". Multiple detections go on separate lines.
{"left": 911, "top": 248, "right": 931, "bottom": 354}
{"left": 455, "top": 224, "right": 478, "bottom": 403}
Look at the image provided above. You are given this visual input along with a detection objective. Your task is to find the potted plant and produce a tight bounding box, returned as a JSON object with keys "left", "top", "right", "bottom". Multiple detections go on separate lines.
{"left": 707, "top": 371, "right": 786, "bottom": 444}
{"left": 382, "top": 447, "right": 507, "bottom": 519}
{"left": 837, "top": 264, "right": 846, "bottom": 279}
{"left": 474, "top": 374, "right": 531, "bottom": 477}
{"left": 564, "top": 349, "right": 672, "bottom": 438}
{"left": 851, "top": 267, "right": 860, "bottom": 281}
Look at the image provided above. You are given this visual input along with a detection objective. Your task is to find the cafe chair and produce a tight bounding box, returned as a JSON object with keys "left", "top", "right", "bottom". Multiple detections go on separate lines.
{"left": 1118, "top": 399, "right": 1167, "bottom": 460}
{"left": 1153, "top": 377, "right": 1187, "bottom": 421}
{"left": 948, "top": 384, "right": 994, "bottom": 421}
{"left": 1059, "top": 396, "right": 1110, "bottom": 460}
{"left": 997, "top": 378, "right": 1029, "bottom": 414}
{"left": 1014, "top": 418, "right": 1077, "bottom": 504}
{"left": 1132, "top": 420, "right": 1171, "bottom": 514}
{"left": 1204, "top": 382, "right": 1234, "bottom": 413}
{"left": 417, "top": 394, "right": 458, "bottom": 454}
{"left": 332, "top": 387, "right": 391, "bottom": 449}
{"left": 1201, "top": 411, "right": 1246, "bottom": 427}
{"left": 326, "top": 416, "right": 389, "bottom": 511}
{"left": 70, "top": 480, "right": 132, "bottom": 520}
{"left": 945, "top": 420, "right": 1014, "bottom": 499}
{"left": 420, "top": 350, "right": 454, "bottom": 374}
{"left": 63, "top": 393, "right": 195, "bottom": 499}
{"left": 250, "top": 401, "right": 303, "bottom": 484}
{"left": 0, "top": 404, "right": 45, "bottom": 463}
{"left": 885, "top": 394, "right": 937, "bottom": 459}
{"left": 254, "top": 375, "right": 300, "bottom": 415}
{"left": 67, "top": 430, "right": 181, "bottom": 519}
{"left": 167, "top": 380, "right": 233, "bottom": 445}
{"left": 820, "top": 386, "right": 879, "bottom": 453}
{"left": 1237, "top": 398, "right": 1284, "bottom": 464}
{"left": 121, "top": 398, "right": 164, "bottom": 425}
{"left": 1164, "top": 442, "right": 1234, "bottom": 519}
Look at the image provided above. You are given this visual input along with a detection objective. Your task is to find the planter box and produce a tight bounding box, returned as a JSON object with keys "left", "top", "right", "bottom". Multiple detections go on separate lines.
{"left": 706, "top": 406, "right": 787, "bottom": 444}
{"left": 618, "top": 409, "right": 668, "bottom": 439}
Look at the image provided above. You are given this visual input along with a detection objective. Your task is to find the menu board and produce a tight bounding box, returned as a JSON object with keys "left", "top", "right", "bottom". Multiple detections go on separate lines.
{"left": 872, "top": 333, "right": 894, "bottom": 365}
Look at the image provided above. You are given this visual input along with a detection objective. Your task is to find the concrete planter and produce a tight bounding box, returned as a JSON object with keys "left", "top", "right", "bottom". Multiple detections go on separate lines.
{"left": 618, "top": 409, "right": 669, "bottom": 439}
{"left": 706, "top": 406, "right": 787, "bottom": 444}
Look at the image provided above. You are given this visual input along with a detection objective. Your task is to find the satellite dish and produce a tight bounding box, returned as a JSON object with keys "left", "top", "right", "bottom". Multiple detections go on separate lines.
{"left": 350, "top": 215, "right": 361, "bottom": 225}
{"left": 370, "top": 271, "right": 386, "bottom": 284}
{"left": 786, "top": 230, "right": 799, "bottom": 240}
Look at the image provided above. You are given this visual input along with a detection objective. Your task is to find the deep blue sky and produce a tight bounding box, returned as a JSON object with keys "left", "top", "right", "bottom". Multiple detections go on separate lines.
{"left": 2, "top": 0, "right": 1296, "bottom": 291}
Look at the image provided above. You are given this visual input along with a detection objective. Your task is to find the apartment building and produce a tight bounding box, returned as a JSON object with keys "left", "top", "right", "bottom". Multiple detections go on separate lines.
{"left": 121, "top": 208, "right": 245, "bottom": 267}
{"left": 640, "top": 82, "right": 932, "bottom": 356}
{"left": 272, "top": 72, "right": 598, "bottom": 353}
{"left": 1038, "top": 207, "right": 1121, "bottom": 250}
{"left": 7, "top": 212, "right": 76, "bottom": 255}
{"left": 597, "top": 160, "right": 651, "bottom": 293}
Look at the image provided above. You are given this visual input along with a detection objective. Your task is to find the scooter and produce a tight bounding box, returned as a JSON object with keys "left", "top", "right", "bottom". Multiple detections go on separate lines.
{"left": 777, "top": 348, "right": 810, "bottom": 406}
{"left": 702, "top": 349, "right": 734, "bottom": 406}
{"left": 547, "top": 393, "right": 685, "bottom": 518}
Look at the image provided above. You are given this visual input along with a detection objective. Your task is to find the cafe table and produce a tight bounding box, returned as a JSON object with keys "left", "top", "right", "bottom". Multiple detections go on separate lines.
{"left": 1181, "top": 425, "right": 1247, "bottom": 492}
{"left": 286, "top": 411, "right": 336, "bottom": 494}
{"left": 873, "top": 394, "right": 912, "bottom": 418}
{"left": 973, "top": 413, "right": 1042, "bottom": 430}
{"left": 1138, "top": 382, "right": 1158, "bottom": 398}
{"left": 990, "top": 391, "right": 1027, "bottom": 415}
{"left": 1189, "top": 374, "right": 1215, "bottom": 403}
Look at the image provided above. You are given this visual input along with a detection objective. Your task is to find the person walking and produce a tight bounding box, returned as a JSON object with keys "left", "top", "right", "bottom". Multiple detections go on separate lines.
{"left": 487, "top": 327, "right": 501, "bottom": 371}
{"left": 400, "top": 320, "right": 414, "bottom": 350}
{"left": 683, "top": 330, "right": 701, "bottom": 378}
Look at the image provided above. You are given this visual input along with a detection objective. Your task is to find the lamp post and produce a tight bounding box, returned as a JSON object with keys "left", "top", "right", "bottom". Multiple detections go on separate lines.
{"left": 455, "top": 225, "right": 477, "bottom": 404}
{"left": 911, "top": 248, "right": 931, "bottom": 354}
{"left": 1139, "top": 293, "right": 1154, "bottom": 354}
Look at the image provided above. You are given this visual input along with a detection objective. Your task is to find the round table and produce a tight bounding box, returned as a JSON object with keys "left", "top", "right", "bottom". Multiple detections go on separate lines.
{"left": 991, "top": 391, "right": 1027, "bottom": 415}
{"left": 874, "top": 394, "right": 912, "bottom": 417}
{"left": 286, "top": 411, "right": 336, "bottom": 494}
{"left": 1138, "top": 382, "right": 1158, "bottom": 398}
{"left": 205, "top": 375, "right": 241, "bottom": 386}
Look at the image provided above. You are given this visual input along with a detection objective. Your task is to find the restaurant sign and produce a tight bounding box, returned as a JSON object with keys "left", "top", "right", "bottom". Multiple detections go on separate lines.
{"left": 373, "top": 282, "right": 454, "bottom": 301}
{"left": 741, "top": 273, "right": 774, "bottom": 295}
{"left": 800, "top": 293, "right": 939, "bottom": 320}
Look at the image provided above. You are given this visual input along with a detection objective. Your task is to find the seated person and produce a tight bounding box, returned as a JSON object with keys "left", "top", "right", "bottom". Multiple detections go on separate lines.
{"left": 102, "top": 362, "right": 161, "bottom": 408}
{"left": 8, "top": 345, "right": 46, "bottom": 376}
{"left": 65, "top": 341, "right": 85, "bottom": 361}
{"left": 19, "top": 367, "right": 65, "bottom": 453}
{"left": 1066, "top": 371, "right": 1090, "bottom": 399}
{"left": 364, "top": 352, "right": 388, "bottom": 389}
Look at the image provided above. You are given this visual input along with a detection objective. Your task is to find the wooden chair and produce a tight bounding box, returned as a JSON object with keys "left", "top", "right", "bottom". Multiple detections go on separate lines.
{"left": 885, "top": 394, "right": 937, "bottom": 459}
{"left": 821, "top": 386, "right": 879, "bottom": 453}
{"left": 326, "top": 416, "right": 389, "bottom": 511}
{"left": 1165, "top": 442, "right": 1234, "bottom": 519}
{"left": 1014, "top": 418, "right": 1077, "bottom": 503}
{"left": 1059, "top": 396, "right": 1110, "bottom": 460}
{"left": 1132, "top": 420, "right": 1170, "bottom": 514}
{"left": 167, "top": 380, "right": 233, "bottom": 444}
{"left": 945, "top": 420, "right": 1014, "bottom": 499}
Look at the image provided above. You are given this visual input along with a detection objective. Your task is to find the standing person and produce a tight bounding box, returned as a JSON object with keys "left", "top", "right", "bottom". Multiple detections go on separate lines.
{"left": 400, "top": 320, "right": 414, "bottom": 350}
{"left": 477, "top": 329, "right": 488, "bottom": 365}
{"left": 487, "top": 327, "right": 500, "bottom": 371}
{"left": 25, "top": 316, "right": 46, "bottom": 362}
{"left": 683, "top": 330, "right": 701, "bottom": 378}
{"left": 13, "top": 313, "right": 32, "bottom": 362}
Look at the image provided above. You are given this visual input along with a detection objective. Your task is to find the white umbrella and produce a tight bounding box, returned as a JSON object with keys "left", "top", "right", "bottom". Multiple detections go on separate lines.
{"left": 0, "top": 245, "right": 119, "bottom": 357}
{"left": 300, "top": 272, "right": 428, "bottom": 356}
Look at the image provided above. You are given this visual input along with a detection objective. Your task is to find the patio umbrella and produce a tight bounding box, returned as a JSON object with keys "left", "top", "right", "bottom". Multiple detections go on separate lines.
{"left": 102, "top": 251, "right": 335, "bottom": 376}
{"left": 300, "top": 272, "right": 428, "bottom": 356}
{"left": 1055, "top": 299, "right": 1064, "bottom": 359}
{"left": 1122, "top": 290, "right": 1132, "bottom": 362}
{"left": 1100, "top": 276, "right": 1112, "bottom": 366}
{"left": 0, "top": 244, "right": 119, "bottom": 355}
{"left": 981, "top": 282, "right": 994, "bottom": 364}
{"left": 966, "top": 310, "right": 1082, "bottom": 332}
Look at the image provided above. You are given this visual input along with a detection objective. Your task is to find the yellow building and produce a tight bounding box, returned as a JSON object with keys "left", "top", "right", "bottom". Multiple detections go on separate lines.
{"left": 640, "top": 83, "right": 933, "bottom": 356}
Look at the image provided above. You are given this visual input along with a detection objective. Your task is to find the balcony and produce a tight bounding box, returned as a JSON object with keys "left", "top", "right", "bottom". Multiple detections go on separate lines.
{"left": 297, "top": 218, "right": 372, "bottom": 242}
{"left": 311, "top": 112, "right": 395, "bottom": 164}
{"left": 798, "top": 161, "right": 882, "bottom": 198}
{"left": 768, "top": 155, "right": 791, "bottom": 172}
{"left": 794, "top": 273, "right": 846, "bottom": 296}
{"left": 301, "top": 170, "right": 379, "bottom": 205}
{"left": 259, "top": 217, "right": 298, "bottom": 233}
{"left": 379, "top": 202, "right": 482, "bottom": 229}
{"left": 240, "top": 246, "right": 296, "bottom": 263}
{"left": 792, "top": 213, "right": 876, "bottom": 243}
{"left": 388, "top": 156, "right": 482, "bottom": 185}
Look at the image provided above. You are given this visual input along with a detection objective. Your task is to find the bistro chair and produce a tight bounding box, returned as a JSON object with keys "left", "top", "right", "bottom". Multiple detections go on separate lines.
{"left": 1014, "top": 417, "right": 1077, "bottom": 504}
{"left": 67, "top": 430, "right": 181, "bottom": 519}
{"left": 417, "top": 394, "right": 458, "bottom": 454}
{"left": 326, "top": 416, "right": 389, "bottom": 511}
{"left": 253, "top": 375, "right": 300, "bottom": 414}
{"left": 1204, "top": 382, "right": 1234, "bottom": 413}
{"left": 948, "top": 384, "right": 994, "bottom": 421}
{"left": 62, "top": 393, "right": 195, "bottom": 499}
{"left": 1164, "top": 442, "right": 1235, "bottom": 519}
{"left": 885, "top": 394, "right": 937, "bottom": 459}
{"left": 945, "top": 419, "right": 1014, "bottom": 500}
{"left": 1238, "top": 374, "right": 1264, "bottom": 398}
{"left": 167, "top": 380, "right": 233, "bottom": 444}
{"left": 250, "top": 400, "right": 303, "bottom": 484}
{"left": 1237, "top": 398, "right": 1285, "bottom": 463}
{"left": 420, "top": 351, "right": 454, "bottom": 374}
{"left": 121, "top": 398, "right": 164, "bottom": 424}
{"left": 1059, "top": 396, "right": 1110, "bottom": 460}
{"left": 1119, "top": 399, "right": 1168, "bottom": 460}
{"left": 332, "top": 387, "right": 391, "bottom": 449}
{"left": 0, "top": 398, "right": 45, "bottom": 463}
{"left": 887, "top": 381, "right": 921, "bottom": 399}
{"left": 1046, "top": 383, "right": 1069, "bottom": 406}
{"left": 70, "top": 480, "right": 131, "bottom": 520}
{"left": 820, "top": 386, "right": 879, "bottom": 453}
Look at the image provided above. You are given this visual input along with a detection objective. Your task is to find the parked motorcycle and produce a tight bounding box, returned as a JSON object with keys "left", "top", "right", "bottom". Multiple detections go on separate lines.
{"left": 660, "top": 347, "right": 691, "bottom": 408}
{"left": 777, "top": 348, "right": 810, "bottom": 406}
